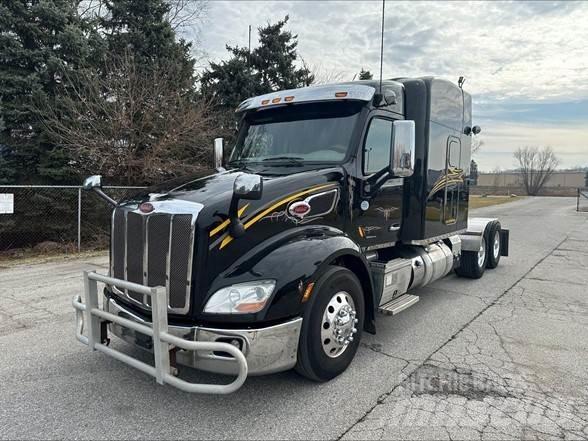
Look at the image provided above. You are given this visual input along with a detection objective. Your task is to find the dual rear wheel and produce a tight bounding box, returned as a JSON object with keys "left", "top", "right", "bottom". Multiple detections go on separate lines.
{"left": 455, "top": 221, "right": 502, "bottom": 279}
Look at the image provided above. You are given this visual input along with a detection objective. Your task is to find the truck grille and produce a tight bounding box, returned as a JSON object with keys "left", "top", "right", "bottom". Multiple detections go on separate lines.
{"left": 111, "top": 203, "right": 199, "bottom": 314}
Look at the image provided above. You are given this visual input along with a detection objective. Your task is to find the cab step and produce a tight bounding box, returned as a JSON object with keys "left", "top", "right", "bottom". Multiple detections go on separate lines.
{"left": 378, "top": 294, "right": 420, "bottom": 316}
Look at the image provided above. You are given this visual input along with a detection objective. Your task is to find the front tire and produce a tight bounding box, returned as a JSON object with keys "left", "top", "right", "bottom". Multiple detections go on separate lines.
{"left": 295, "top": 266, "right": 365, "bottom": 382}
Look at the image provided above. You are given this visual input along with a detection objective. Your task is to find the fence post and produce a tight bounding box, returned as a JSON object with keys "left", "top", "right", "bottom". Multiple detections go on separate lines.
{"left": 78, "top": 187, "right": 82, "bottom": 252}
{"left": 578, "top": 188, "right": 580, "bottom": 212}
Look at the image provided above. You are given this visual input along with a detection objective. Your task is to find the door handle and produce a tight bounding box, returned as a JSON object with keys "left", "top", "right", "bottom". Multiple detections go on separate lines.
{"left": 389, "top": 223, "right": 400, "bottom": 232}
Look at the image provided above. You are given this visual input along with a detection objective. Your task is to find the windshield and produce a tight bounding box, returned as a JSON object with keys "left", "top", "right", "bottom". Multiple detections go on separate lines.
{"left": 229, "top": 102, "right": 363, "bottom": 165}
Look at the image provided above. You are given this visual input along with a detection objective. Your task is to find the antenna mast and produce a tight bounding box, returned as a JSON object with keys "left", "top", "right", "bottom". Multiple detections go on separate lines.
{"left": 379, "top": 0, "right": 385, "bottom": 94}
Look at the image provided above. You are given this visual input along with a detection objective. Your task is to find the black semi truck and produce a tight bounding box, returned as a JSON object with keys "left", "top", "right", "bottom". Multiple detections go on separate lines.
{"left": 73, "top": 77, "right": 509, "bottom": 394}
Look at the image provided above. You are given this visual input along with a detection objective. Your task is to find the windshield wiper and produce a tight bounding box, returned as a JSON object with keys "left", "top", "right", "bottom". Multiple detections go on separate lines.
{"left": 227, "top": 159, "right": 253, "bottom": 169}
{"left": 261, "top": 156, "right": 305, "bottom": 165}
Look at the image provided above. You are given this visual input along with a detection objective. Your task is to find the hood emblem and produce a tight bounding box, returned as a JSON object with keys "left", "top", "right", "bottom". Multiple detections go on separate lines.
{"left": 139, "top": 202, "right": 154, "bottom": 213}
{"left": 288, "top": 201, "right": 311, "bottom": 219}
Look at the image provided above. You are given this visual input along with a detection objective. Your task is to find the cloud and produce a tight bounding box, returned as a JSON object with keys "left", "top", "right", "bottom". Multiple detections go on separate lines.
{"left": 185, "top": 1, "right": 587, "bottom": 170}
{"left": 191, "top": 1, "right": 588, "bottom": 101}
{"left": 475, "top": 120, "right": 588, "bottom": 170}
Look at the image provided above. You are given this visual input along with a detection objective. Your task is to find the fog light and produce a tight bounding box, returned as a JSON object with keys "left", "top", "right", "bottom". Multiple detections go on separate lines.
{"left": 213, "top": 337, "right": 244, "bottom": 357}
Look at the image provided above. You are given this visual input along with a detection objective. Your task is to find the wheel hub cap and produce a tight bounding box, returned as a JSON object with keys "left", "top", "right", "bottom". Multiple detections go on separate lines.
{"left": 493, "top": 231, "right": 500, "bottom": 259}
{"left": 321, "top": 291, "right": 358, "bottom": 358}
{"left": 478, "top": 240, "right": 486, "bottom": 268}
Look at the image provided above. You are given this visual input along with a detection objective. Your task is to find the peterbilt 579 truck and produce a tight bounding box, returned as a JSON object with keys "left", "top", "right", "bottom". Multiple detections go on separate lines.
{"left": 73, "top": 77, "right": 509, "bottom": 394}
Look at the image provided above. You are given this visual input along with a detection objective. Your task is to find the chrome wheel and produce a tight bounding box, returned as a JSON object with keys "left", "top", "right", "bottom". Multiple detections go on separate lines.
{"left": 320, "top": 291, "right": 358, "bottom": 358}
{"left": 478, "top": 240, "right": 486, "bottom": 268}
{"left": 493, "top": 231, "right": 500, "bottom": 259}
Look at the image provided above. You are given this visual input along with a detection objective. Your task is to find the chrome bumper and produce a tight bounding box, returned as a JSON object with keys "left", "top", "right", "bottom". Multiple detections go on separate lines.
{"left": 105, "top": 296, "right": 302, "bottom": 376}
{"left": 73, "top": 271, "right": 302, "bottom": 394}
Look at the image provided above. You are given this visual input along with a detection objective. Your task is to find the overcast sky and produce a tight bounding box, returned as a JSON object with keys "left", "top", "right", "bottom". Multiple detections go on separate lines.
{"left": 186, "top": 0, "right": 587, "bottom": 171}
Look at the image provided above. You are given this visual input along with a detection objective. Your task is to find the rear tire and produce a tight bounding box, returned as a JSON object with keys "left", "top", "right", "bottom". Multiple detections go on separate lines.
{"left": 295, "top": 266, "right": 365, "bottom": 382}
{"left": 485, "top": 221, "right": 502, "bottom": 269}
{"left": 455, "top": 236, "right": 487, "bottom": 279}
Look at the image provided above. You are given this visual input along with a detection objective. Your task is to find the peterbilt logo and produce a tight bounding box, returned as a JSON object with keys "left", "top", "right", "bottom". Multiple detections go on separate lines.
{"left": 288, "top": 201, "right": 311, "bottom": 218}
{"left": 139, "top": 202, "right": 154, "bottom": 213}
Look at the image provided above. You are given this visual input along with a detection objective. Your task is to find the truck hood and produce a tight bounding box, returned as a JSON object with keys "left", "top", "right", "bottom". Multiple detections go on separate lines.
{"left": 129, "top": 167, "right": 343, "bottom": 214}
{"left": 124, "top": 167, "right": 345, "bottom": 294}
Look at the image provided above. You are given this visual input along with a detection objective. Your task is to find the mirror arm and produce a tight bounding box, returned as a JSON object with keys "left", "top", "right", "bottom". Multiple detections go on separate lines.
{"left": 364, "top": 167, "right": 392, "bottom": 196}
{"left": 227, "top": 195, "right": 246, "bottom": 238}
{"left": 91, "top": 188, "right": 117, "bottom": 206}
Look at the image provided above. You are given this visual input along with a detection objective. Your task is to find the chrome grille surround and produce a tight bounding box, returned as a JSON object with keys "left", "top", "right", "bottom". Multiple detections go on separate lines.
{"left": 110, "top": 200, "right": 203, "bottom": 314}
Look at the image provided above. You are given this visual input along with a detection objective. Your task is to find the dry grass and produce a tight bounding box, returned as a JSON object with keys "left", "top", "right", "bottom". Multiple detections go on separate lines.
{"left": 469, "top": 195, "right": 522, "bottom": 209}
{"left": 0, "top": 248, "right": 107, "bottom": 268}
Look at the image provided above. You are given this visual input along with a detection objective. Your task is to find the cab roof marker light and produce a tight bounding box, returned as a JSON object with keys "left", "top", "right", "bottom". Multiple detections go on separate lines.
{"left": 236, "top": 84, "right": 376, "bottom": 113}
{"left": 271, "top": 97, "right": 281, "bottom": 104}
{"left": 335, "top": 92, "right": 348, "bottom": 98}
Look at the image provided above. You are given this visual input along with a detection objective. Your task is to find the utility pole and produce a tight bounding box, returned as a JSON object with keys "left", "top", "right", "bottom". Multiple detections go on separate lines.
{"left": 248, "top": 24, "right": 252, "bottom": 69}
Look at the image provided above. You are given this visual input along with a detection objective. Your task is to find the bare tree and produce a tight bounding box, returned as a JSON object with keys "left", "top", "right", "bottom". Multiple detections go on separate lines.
{"left": 514, "top": 146, "right": 560, "bottom": 196}
{"left": 166, "top": 0, "right": 208, "bottom": 31}
{"left": 78, "top": 0, "right": 208, "bottom": 31}
{"left": 36, "top": 51, "right": 224, "bottom": 185}
{"left": 304, "top": 61, "right": 346, "bottom": 85}
{"left": 471, "top": 136, "right": 484, "bottom": 154}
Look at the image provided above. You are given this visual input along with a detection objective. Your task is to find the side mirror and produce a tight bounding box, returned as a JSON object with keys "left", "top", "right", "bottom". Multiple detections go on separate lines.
{"left": 472, "top": 125, "right": 481, "bottom": 135}
{"left": 214, "top": 138, "right": 224, "bottom": 171}
{"left": 81, "top": 175, "right": 117, "bottom": 206}
{"left": 228, "top": 173, "right": 263, "bottom": 238}
{"left": 390, "top": 120, "right": 415, "bottom": 178}
{"left": 82, "top": 175, "right": 102, "bottom": 190}
{"left": 233, "top": 173, "right": 263, "bottom": 200}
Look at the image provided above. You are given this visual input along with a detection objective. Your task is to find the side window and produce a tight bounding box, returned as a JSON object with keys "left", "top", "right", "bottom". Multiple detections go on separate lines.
{"left": 447, "top": 139, "right": 461, "bottom": 168}
{"left": 363, "top": 118, "right": 393, "bottom": 174}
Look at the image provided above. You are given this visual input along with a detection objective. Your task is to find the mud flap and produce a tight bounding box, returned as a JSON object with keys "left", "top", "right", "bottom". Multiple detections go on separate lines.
{"left": 500, "top": 229, "right": 509, "bottom": 257}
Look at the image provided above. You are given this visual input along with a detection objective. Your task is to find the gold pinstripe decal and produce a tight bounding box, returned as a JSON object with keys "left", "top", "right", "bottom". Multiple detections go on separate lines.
{"left": 218, "top": 183, "right": 336, "bottom": 250}
{"left": 428, "top": 168, "right": 464, "bottom": 198}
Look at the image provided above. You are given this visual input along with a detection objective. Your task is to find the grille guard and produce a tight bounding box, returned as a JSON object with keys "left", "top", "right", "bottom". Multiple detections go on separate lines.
{"left": 72, "top": 271, "right": 248, "bottom": 394}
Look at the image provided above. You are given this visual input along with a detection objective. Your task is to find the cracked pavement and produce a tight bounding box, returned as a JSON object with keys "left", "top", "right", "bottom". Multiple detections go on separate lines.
{"left": 1, "top": 197, "right": 587, "bottom": 440}
{"left": 343, "top": 215, "right": 588, "bottom": 440}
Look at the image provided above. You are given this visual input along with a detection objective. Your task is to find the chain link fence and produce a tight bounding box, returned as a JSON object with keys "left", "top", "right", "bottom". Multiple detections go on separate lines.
{"left": 0, "top": 185, "right": 145, "bottom": 255}
{"left": 577, "top": 188, "right": 588, "bottom": 212}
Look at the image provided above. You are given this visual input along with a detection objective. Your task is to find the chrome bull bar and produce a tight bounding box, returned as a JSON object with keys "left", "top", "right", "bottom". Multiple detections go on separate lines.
{"left": 72, "top": 271, "right": 248, "bottom": 394}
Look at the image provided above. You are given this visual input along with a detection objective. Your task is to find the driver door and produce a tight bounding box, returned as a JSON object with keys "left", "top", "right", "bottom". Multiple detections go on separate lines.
{"left": 356, "top": 117, "right": 403, "bottom": 249}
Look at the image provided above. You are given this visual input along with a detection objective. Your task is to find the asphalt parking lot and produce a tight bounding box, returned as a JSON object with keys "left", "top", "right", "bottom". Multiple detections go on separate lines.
{"left": 1, "top": 197, "right": 587, "bottom": 440}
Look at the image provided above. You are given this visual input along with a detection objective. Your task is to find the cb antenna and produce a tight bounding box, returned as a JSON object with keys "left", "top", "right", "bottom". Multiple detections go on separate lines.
{"left": 378, "top": 0, "right": 385, "bottom": 95}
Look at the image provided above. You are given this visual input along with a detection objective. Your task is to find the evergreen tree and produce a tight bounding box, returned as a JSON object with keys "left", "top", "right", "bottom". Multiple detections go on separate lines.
{"left": 251, "top": 16, "right": 313, "bottom": 91}
{"left": 34, "top": 0, "right": 214, "bottom": 185}
{"left": 358, "top": 68, "right": 373, "bottom": 80}
{"left": 0, "top": 0, "right": 91, "bottom": 183}
{"left": 200, "top": 16, "right": 313, "bottom": 111}
{"left": 99, "top": 0, "right": 194, "bottom": 80}
{"left": 200, "top": 55, "right": 262, "bottom": 111}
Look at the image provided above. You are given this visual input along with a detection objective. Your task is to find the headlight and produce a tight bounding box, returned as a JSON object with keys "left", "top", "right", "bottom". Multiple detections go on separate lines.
{"left": 203, "top": 280, "right": 276, "bottom": 314}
